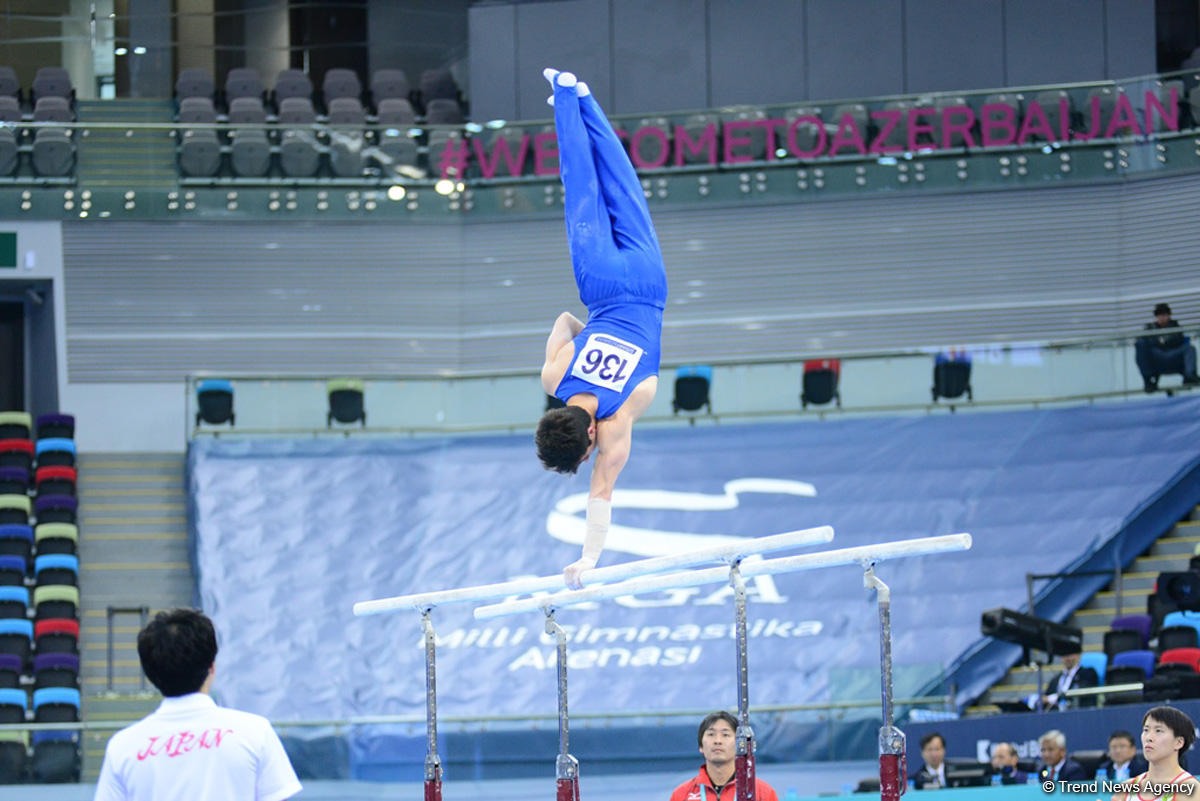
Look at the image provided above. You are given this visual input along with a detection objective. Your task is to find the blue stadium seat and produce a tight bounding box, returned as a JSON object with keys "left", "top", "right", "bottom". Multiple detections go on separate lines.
{"left": 0, "top": 687, "right": 26, "bottom": 723}
{"left": 0, "top": 619, "right": 31, "bottom": 666}
{"left": 0, "top": 528, "right": 31, "bottom": 563}
{"left": 1162, "top": 611, "right": 1200, "bottom": 644}
{"left": 35, "top": 439, "right": 75, "bottom": 468}
{"left": 673, "top": 365, "right": 713, "bottom": 415}
{"left": 32, "top": 687, "right": 79, "bottom": 722}
{"left": 1079, "top": 651, "right": 1106, "bottom": 685}
{"left": 0, "top": 586, "right": 28, "bottom": 619}
{"left": 1111, "top": 649, "right": 1156, "bottom": 678}
{"left": 34, "top": 555, "right": 77, "bottom": 588}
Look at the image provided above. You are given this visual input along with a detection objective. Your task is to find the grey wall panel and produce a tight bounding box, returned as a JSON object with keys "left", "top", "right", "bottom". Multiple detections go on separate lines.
{"left": 1003, "top": 0, "right": 1105, "bottom": 86}
{"left": 515, "top": 0, "right": 613, "bottom": 121}
{"left": 904, "top": 0, "right": 1005, "bottom": 94}
{"left": 612, "top": 0, "right": 708, "bottom": 113}
{"left": 62, "top": 174, "right": 1200, "bottom": 382}
{"left": 1104, "top": 0, "right": 1156, "bottom": 81}
{"left": 807, "top": 0, "right": 904, "bottom": 100}
{"left": 467, "top": 3, "right": 519, "bottom": 122}
{"left": 708, "top": 0, "right": 807, "bottom": 107}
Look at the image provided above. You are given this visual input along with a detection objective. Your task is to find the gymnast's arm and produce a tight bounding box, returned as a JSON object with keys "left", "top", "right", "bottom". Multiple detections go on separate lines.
{"left": 561, "top": 419, "right": 631, "bottom": 588}
{"left": 541, "top": 311, "right": 584, "bottom": 393}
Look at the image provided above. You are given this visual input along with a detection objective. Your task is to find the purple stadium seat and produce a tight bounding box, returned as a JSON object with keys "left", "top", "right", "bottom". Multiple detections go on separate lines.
{"left": 0, "top": 652, "right": 19, "bottom": 688}
{"left": 33, "top": 652, "right": 78, "bottom": 689}
{"left": 34, "top": 495, "right": 76, "bottom": 525}
{"left": 0, "top": 468, "right": 27, "bottom": 495}
{"left": 1110, "top": 613, "right": 1152, "bottom": 647}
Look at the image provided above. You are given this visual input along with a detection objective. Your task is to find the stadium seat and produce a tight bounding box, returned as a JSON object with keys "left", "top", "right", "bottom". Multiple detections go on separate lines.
{"left": 1161, "top": 611, "right": 1200, "bottom": 642}
{"left": 277, "top": 97, "right": 321, "bottom": 177}
{"left": 0, "top": 468, "right": 27, "bottom": 495}
{"left": 801, "top": 359, "right": 841, "bottom": 408}
{"left": 933, "top": 352, "right": 972, "bottom": 402}
{"left": 35, "top": 415, "right": 73, "bottom": 441}
{"left": 419, "top": 68, "right": 459, "bottom": 105}
{"left": 0, "top": 586, "right": 28, "bottom": 619}
{"left": 1160, "top": 647, "right": 1200, "bottom": 672}
{"left": 628, "top": 115, "right": 670, "bottom": 167}
{"left": 934, "top": 96, "right": 972, "bottom": 147}
{"left": 0, "top": 653, "right": 19, "bottom": 688}
{"left": 196, "top": 379, "right": 235, "bottom": 426}
{"left": 34, "top": 555, "right": 77, "bottom": 587}
{"left": 830, "top": 103, "right": 868, "bottom": 145}
{"left": 1102, "top": 664, "right": 1148, "bottom": 704}
{"left": 175, "top": 68, "right": 215, "bottom": 101}
{"left": 0, "top": 96, "right": 18, "bottom": 125}
{"left": 31, "top": 67, "right": 72, "bottom": 102}
{"left": 33, "top": 687, "right": 78, "bottom": 722}
{"left": 30, "top": 730, "right": 78, "bottom": 782}
{"left": 0, "top": 619, "right": 32, "bottom": 665}
{"left": 226, "top": 100, "right": 271, "bottom": 178}
{"left": 1085, "top": 86, "right": 1117, "bottom": 134}
{"left": 0, "top": 66, "right": 18, "bottom": 98}
{"left": 1111, "top": 613, "right": 1153, "bottom": 647}
{"left": 0, "top": 554, "right": 25, "bottom": 585}
{"left": 371, "top": 68, "right": 411, "bottom": 108}
{"left": 877, "top": 99, "right": 914, "bottom": 150}
{"left": 326, "top": 97, "right": 366, "bottom": 177}
{"left": 33, "top": 586, "right": 78, "bottom": 621}
{"left": 1155, "top": 661, "right": 1198, "bottom": 678}
{"left": 0, "top": 440, "right": 33, "bottom": 472}
{"left": 33, "top": 98, "right": 71, "bottom": 124}
{"left": 34, "top": 495, "right": 76, "bottom": 525}
{"left": 34, "top": 466, "right": 75, "bottom": 498}
{"left": 1032, "top": 90, "right": 1072, "bottom": 141}
{"left": 1070, "top": 749, "right": 1106, "bottom": 777}
{"left": 1112, "top": 649, "right": 1156, "bottom": 677}
{"left": 179, "top": 129, "right": 221, "bottom": 177}
{"left": 0, "top": 495, "right": 30, "bottom": 525}
{"left": 0, "top": 413, "right": 31, "bottom": 440}
{"left": 673, "top": 365, "right": 713, "bottom": 415}
{"left": 0, "top": 125, "right": 16, "bottom": 177}
{"left": 327, "top": 379, "right": 365, "bottom": 426}
{"left": 376, "top": 99, "right": 418, "bottom": 172}
{"left": 0, "top": 730, "right": 26, "bottom": 784}
{"left": 31, "top": 128, "right": 73, "bottom": 176}
{"left": 1158, "top": 625, "right": 1200, "bottom": 653}
{"left": 425, "top": 98, "right": 464, "bottom": 126}
{"left": 34, "top": 619, "right": 78, "bottom": 654}
{"left": 32, "top": 653, "right": 78, "bottom": 689}
{"left": 322, "top": 68, "right": 361, "bottom": 104}
{"left": 1105, "top": 628, "right": 1146, "bottom": 661}
{"left": 0, "top": 687, "right": 26, "bottom": 723}
{"left": 224, "top": 67, "right": 264, "bottom": 105}
{"left": 1155, "top": 80, "right": 1185, "bottom": 132}
{"left": 273, "top": 68, "right": 313, "bottom": 108}
{"left": 34, "top": 523, "right": 77, "bottom": 556}
{"left": 782, "top": 107, "right": 822, "bottom": 157}
{"left": 377, "top": 97, "right": 415, "bottom": 128}
{"left": 177, "top": 96, "right": 216, "bottom": 125}
{"left": 545, "top": 394, "right": 566, "bottom": 411}
{"left": 35, "top": 439, "right": 75, "bottom": 468}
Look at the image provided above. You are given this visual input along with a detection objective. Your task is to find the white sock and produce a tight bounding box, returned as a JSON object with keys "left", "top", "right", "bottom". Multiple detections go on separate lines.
{"left": 556, "top": 71, "right": 576, "bottom": 88}
{"left": 576, "top": 81, "right": 590, "bottom": 97}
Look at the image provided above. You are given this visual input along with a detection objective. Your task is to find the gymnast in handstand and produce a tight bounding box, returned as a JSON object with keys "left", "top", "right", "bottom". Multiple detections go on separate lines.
{"left": 535, "top": 68, "right": 668, "bottom": 589}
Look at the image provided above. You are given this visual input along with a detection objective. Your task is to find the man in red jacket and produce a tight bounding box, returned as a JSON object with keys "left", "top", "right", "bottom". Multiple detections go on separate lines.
{"left": 669, "top": 711, "right": 780, "bottom": 801}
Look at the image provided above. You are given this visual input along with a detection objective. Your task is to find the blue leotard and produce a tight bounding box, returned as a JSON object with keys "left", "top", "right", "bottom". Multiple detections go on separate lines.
{"left": 549, "top": 78, "right": 668, "bottom": 419}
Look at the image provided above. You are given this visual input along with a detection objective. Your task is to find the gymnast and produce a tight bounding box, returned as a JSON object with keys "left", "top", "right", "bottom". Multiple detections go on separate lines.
{"left": 535, "top": 68, "right": 668, "bottom": 589}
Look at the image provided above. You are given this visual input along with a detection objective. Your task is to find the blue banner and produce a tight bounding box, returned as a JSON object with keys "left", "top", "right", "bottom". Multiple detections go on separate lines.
{"left": 188, "top": 398, "right": 1200, "bottom": 755}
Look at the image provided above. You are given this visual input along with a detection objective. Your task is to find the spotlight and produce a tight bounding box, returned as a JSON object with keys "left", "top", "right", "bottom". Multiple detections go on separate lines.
{"left": 387, "top": 185, "right": 406, "bottom": 201}
{"left": 434, "top": 179, "right": 455, "bottom": 195}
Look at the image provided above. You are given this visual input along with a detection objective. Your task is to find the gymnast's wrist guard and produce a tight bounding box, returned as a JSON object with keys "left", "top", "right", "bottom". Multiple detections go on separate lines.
{"left": 581, "top": 497, "right": 611, "bottom": 562}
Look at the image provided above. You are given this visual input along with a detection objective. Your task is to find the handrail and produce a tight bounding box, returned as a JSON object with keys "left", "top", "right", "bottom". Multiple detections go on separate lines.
{"left": 0, "top": 695, "right": 954, "bottom": 734}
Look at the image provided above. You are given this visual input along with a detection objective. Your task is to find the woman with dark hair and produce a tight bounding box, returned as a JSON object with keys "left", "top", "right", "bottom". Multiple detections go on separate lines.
{"left": 1111, "top": 705, "right": 1198, "bottom": 800}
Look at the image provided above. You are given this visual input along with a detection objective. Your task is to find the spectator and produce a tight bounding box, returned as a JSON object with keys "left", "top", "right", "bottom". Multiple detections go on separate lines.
{"left": 668, "top": 711, "right": 778, "bottom": 801}
{"left": 990, "top": 741, "right": 1029, "bottom": 785}
{"left": 93, "top": 608, "right": 302, "bottom": 801}
{"left": 1038, "top": 729, "right": 1088, "bottom": 784}
{"left": 1027, "top": 647, "right": 1099, "bottom": 710}
{"left": 913, "top": 732, "right": 947, "bottom": 789}
{"left": 1135, "top": 302, "right": 1199, "bottom": 393}
{"left": 1096, "top": 730, "right": 1147, "bottom": 782}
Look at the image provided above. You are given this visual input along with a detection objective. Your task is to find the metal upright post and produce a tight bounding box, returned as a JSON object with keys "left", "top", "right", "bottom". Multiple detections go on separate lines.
{"left": 865, "top": 565, "right": 906, "bottom": 801}
{"left": 421, "top": 610, "right": 443, "bottom": 801}
{"left": 546, "top": 610, "right": 580, "bottom": 801}
{"left": 730, "top": 564, "right": 758, "bottom": 801}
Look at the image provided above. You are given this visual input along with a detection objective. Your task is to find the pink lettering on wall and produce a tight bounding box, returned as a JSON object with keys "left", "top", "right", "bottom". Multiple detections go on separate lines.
{"left": 137, "top": 729, "right": 233, "bottom": 761}
{"left": 907, "top": 107, "right": 937, "bottom": 152}
{"left": 673, "top": 123, "right": 718, "bottom": 166}
{"left": 786, "top": 116, "right": 827, "bottom": 158}
{"left": 630, "top": 126, "right": 670, "bottom": 169}
{"left": 829, "top": 113, "right": 867, "bottom": 156}
{"left": 1146, "top": 86, "right": 1179, "bottom": 133}
{"left": 472, "top": 134, "right": 530, "bottom": 179}
{"left": 532, "top": 132, "right": 559, "bottom": 176}
{"left": 722, "top": 120, "right": 757, "bottom": 164}
{"left": 980, "top": 103, "right": 1017, "bottom": 146}
{"left": 1105, "top": 93, "right": 1143, "bottom": 138}
{"left": 1016, "top": 100, "right": 1054, "bottom": 145}
{"left": 941, "top": 106, "right": 977, "bottom": 148}
{"left": 868, "top": 109, "right": 902, "bottom": 154}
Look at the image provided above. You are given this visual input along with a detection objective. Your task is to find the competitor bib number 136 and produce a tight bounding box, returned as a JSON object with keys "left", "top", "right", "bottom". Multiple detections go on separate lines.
{"left": 570, "top": 333, "right": 644, "bottom": 393}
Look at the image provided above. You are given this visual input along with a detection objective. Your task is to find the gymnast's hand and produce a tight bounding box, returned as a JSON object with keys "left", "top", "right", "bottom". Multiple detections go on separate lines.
{"left": 562, "top": 555, "right": 597, "bottom": 590}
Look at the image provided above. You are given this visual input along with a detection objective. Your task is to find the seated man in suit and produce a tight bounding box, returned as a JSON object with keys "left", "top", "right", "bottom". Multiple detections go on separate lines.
{"left": 1038, "top": 729, "right": 1089, "bottom": 785}
{"left": 1096, "top": 730, "right": 1148, "bottom": 782}
{"left": 990, "top": 742, "right": 1030, "bottom": 785}
{"left": 1027, "top": 647, "right": 1099, "bottom": 710}
{"left": 912, "top": 732, "right": 947, "bottom": 790}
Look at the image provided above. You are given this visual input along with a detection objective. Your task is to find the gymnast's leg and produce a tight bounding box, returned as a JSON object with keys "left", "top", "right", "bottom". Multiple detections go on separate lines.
{"left": 545, "top": 69, "right": 613, "bottom": 278}
{"left": 576, "top": 84, "right": 660, "bottom": 255}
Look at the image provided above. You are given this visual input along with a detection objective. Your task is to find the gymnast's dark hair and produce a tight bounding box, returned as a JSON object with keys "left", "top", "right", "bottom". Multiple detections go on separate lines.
{"left": 137, "top": 608, "right": 218, "bottom": 697}
{"left": 697, "top": 711, "right": 739, "bottom": 747}
{"left": 1143, "top": 705, "right": 1196, "bottom": 755}
{"left": 535, "top": 405, "right": 592, "bottom": 474}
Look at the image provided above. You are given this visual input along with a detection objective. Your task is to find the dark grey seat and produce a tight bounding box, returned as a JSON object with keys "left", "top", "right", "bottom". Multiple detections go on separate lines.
{"left": 376, "top": 99, "right": 418, "bottom": 174}
{"left": 32, "top": 67, "right": 71, "bottom": 102}
{"left": 327, "top": 97, "right": 365, "bottom": 177}
{"left": 224, "top": 68, "right": 264, "bottom": 104}
{"left": 277, "top": 97, "right": 320, "bottom": 177}
{"left": 0, "top": 95, "right": 18, "bottom": 174}
{"left": 371, "top": 69, "right": 411, "bottom": 109}
{"left": 420, "top": 68, "right": 458, "bottom": 103}
{"left": 1033, "top": 89, "right": 1072, "bottom": 141}
{"left": 179, "top": 129, "right": 220, "bottom": 176}
{"left": 718, "top": 108, "right": 768, "bottom": 161}
{"left": 31, "top": 129, "right": 73, "bottom": 176}
{"left": 273, "top": 68, "right": 312, "bottom": 108}
{"left": 33, "top": 97, "right": 73, "bottom": 123}
{"left": 677, "top": 113, "right": 719, "bottom": 163}
{"left": 322, "top": 68, "right": 361, "bottom": 104}
{"left": 177, "top": 97, "right": 216, "bottom": 125}
{"left": 425, "top": 98, "right": 463, "bottom": 125}
{"left": 376, "top": 98, "right": 415, "bottom": 128}
{"left": 0, "top": 96, "right": 20, "bottom": 124}
{"left": 175, "top": 68, "right": 214, "bottom": 100}
{"left": 227, "top": 96, "right": 270, "bottom": 176}
{"left": 0, "top": 67, "right": 18, "bottom": 99}
{"left": 830, "top": 103, "right": 868, "bottom": 149}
